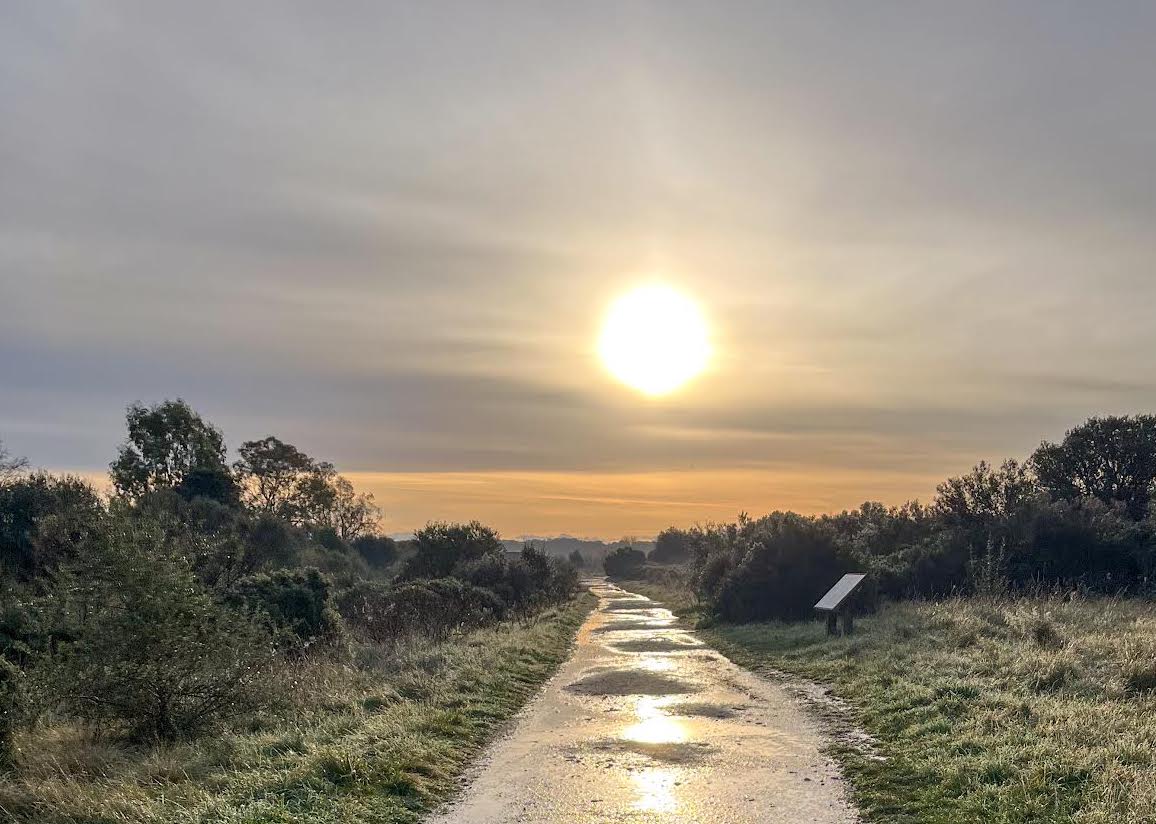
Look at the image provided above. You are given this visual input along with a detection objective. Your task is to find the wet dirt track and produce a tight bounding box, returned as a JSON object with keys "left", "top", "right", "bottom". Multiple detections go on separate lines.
{"left": 431, "top": 580, "right": 859, "bottom": 823}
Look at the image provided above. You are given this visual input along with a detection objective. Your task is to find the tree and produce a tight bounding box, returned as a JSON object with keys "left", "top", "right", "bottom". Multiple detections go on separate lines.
{"left": 567, "top": 549, "right": 585, "bottom": 568}
{"left": 234, "top": 436, "right": 315, "bottom": 518}
{"left": 176, "top": 465, "right": 241, "bottom": 507}
{"left": 291, "top": 462, "right": 380, "bottom": 539}
{"left": 1031, "top": 415, "right": 1156, "bottom": 519}
{"left": 110, "top": 400, "right": 229, "bottom": 499}
{"left": 0, "top": 440, "right": 28, "bottom": 485}
{"left": 328, "top": 475, "right": 381, "bottom": 540}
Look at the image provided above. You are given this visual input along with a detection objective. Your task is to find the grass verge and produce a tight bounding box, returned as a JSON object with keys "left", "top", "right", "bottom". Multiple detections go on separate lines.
{"left": 699, "top": 596, "right": 1156, "bottom": 823}
{"left": 0, "top": 594, "right": 594, "bottom": 824}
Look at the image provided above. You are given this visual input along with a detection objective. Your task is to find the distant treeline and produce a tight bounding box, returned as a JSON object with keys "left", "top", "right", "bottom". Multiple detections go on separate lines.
{"left": 614, "top": 415, "right": 1156, "bottom": 622}
{"left": 0, "top": 400, "right": 577, "bottom": 758}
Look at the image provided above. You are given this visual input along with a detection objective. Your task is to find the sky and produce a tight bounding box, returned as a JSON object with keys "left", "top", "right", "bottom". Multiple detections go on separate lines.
{"left": 3, "top": 2, "right": 1156, "bottom": 538}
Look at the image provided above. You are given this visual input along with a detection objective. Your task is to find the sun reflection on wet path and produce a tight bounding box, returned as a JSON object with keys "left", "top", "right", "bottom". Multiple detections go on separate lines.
{"left": 622, "top": 696, "right": 688, "bottom": 744}
{"left": 633, "top": 767, "right": 680, "bottom": 812}
{"left": 432, "top": 579, "right": 857, "bottom": 823}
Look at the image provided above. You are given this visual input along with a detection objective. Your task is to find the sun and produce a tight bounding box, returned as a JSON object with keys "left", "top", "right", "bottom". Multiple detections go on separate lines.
{"left": 598, "top": 284, "right": 710, "bottom": 396}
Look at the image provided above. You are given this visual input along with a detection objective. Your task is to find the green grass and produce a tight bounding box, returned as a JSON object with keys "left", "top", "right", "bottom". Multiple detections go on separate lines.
{"left": 695, "top": 596, "right": 1156, "bottom": 823}
{"left": 0, "top": 595, "right": 594, "bottom": 824}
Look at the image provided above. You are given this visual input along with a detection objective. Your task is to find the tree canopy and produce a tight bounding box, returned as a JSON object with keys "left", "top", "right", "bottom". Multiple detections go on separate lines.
{"left": 110, "top": 400, "right": 229, "bottom": 499}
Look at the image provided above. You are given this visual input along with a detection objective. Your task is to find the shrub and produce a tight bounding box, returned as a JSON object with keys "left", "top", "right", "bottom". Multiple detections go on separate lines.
{"left": 0, "top": 656, "right": 19, "bottom": 764}
{"left": 0, "top": 589, "right": 41, "bottom": 763}
{"left": 241, "top": 514, "right": 297, "bottom": 570}
{"left": 650, "top": 528, "right": 693, "bottom": 564}
{"left": 335, "top": 578, "right": 505, "bottom": 644}
{"left": 709, "top": 513, "right": 855, "bottom": 622}
{"left": 402, "top": 521, "right": 503, "bottom": 579}
{"left": 603, "top": 546, "right": 646, "bottom": 579}
{"left": 297, "top": 541, "right": 371, "bottom": 585}
{"left": 351, "top": 534, "right": 397, "bottom": 568}
{"left": 47, "top": 516, "right": 276, "bottom": 741}
{"left": 0, "top": 473, "right": 104, "bottom": 582}
{"left": 228, "top": 567, "right": 342, "bottom": 647}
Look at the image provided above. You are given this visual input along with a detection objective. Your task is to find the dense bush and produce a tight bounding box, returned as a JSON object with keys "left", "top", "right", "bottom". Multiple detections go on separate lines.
{"left": 228, "top": 567, "right": 342, "bottom": 647}
{"left": 712, "top": 513, "right": 853, "bottom": 621}
{"left": 336, "top": 578, "right": 506, "bottom": 643}
{"left": 46, "top": 517, "right": 276, "bottom": 741}
{"left": 0, "top": 656, "right": 19, "bottom": 764}
{"left": 0, "top": 474, "right": 104, "bottom": 582}
{"left": 603, "top": 546, "right": 646, "bottom": 578}
{"left": 666, "top": 429, "right": 1156, "bottom": 623}
{"left": 403, "top": 520, "right": 503, "bottom": 579}
{"left": 351, "top": 534, "right": 397, "bottom": 568}
{"left": 650, "top": 527, "right": 693, "bottom": 564}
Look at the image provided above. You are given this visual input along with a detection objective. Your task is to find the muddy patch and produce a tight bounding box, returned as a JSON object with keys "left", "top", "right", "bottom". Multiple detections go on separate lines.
{"left": 565, "top": 669, "right": 699, "bottom": 696}
{"left": 665, "top": 701, "right": 742, "bottom": 719}
{"left": 588, "top": 738, "right": 715, "bottom": 764}
{"left": 610, "top": 638, "right": 703, "bottom": 653}
{"left": 594, "top": 619, "right": 678, "bottom": 633}
{"left": 603, "top": 601, "right": 660, "bottom": 612}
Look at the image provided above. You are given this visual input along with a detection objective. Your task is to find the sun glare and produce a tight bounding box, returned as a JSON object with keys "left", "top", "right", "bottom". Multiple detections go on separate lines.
{"left": 598, "top": 284, "right": 710, "bottom": 396}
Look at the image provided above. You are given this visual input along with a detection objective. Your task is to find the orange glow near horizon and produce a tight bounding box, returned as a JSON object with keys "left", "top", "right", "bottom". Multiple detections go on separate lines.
{"left": 343, "top": 467, "right": 947, "bottom": 539}
{"left": 50, "top": 465, "right": 948, "bottom": 539}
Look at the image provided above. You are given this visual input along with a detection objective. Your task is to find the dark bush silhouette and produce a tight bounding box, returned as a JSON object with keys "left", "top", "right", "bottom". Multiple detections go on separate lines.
{"left": 450, "top": 545, "right": 577, "bottom": 614}
{"left": 603, "top": 546, "right": 646, "bottom": 579}
{"left": 403, "top": 520, "right": 503, "bottom": 579}
{"left": 352, "top": 534, "right": 397, "bottom": 568}
{"left": 712, "top": 513, "right": 853, "bottom": 622}
{"left": 650, "top": 527, "right": 693, "bottom": 564}
{"left": 0, "top": 473, "right": 104, "bottom": 582}
{"left": 0, "top": 656, "right": 19, "bottom": 764}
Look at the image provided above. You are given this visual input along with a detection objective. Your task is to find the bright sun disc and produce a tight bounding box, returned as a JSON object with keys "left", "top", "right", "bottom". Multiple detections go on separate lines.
{"left": 599, "top": 284, "right": 710, "bottom": 396}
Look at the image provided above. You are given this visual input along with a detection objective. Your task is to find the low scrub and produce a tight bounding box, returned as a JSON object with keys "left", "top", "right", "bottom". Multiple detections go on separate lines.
{"left": 0, "top": 595, "right": 593, "bottom": 823}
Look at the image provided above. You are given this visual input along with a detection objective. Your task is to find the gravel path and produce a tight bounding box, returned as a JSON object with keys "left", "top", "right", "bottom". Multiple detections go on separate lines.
{"left": 431, "top": 580, "right": 859, "bottom": 823}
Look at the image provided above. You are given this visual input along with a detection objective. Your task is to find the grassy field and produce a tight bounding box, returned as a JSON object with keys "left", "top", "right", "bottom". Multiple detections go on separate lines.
{"left": 612, "top": 577, "right": 1156, "bottom": 822}
{"left": 0, "top": 595, "right": 593, "bottom": 824}
{"left": 705, "top": 597, "right": 1156, "bottom": 823}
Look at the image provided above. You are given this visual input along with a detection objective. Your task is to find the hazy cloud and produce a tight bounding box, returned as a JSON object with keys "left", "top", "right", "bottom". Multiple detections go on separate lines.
{"left": 4, "top": 2, "right": 1156, "bottom": 533}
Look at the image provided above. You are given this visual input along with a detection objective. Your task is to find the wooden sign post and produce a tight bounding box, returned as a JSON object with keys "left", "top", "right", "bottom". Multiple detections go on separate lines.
{"left": 814, "top": 573, "right": 867, "bottom": 636}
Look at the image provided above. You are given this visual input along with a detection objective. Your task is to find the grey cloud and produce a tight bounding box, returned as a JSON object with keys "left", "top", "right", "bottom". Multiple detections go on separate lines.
{"left": 3, "top": 2, "right": 1156, "bottom": 488}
